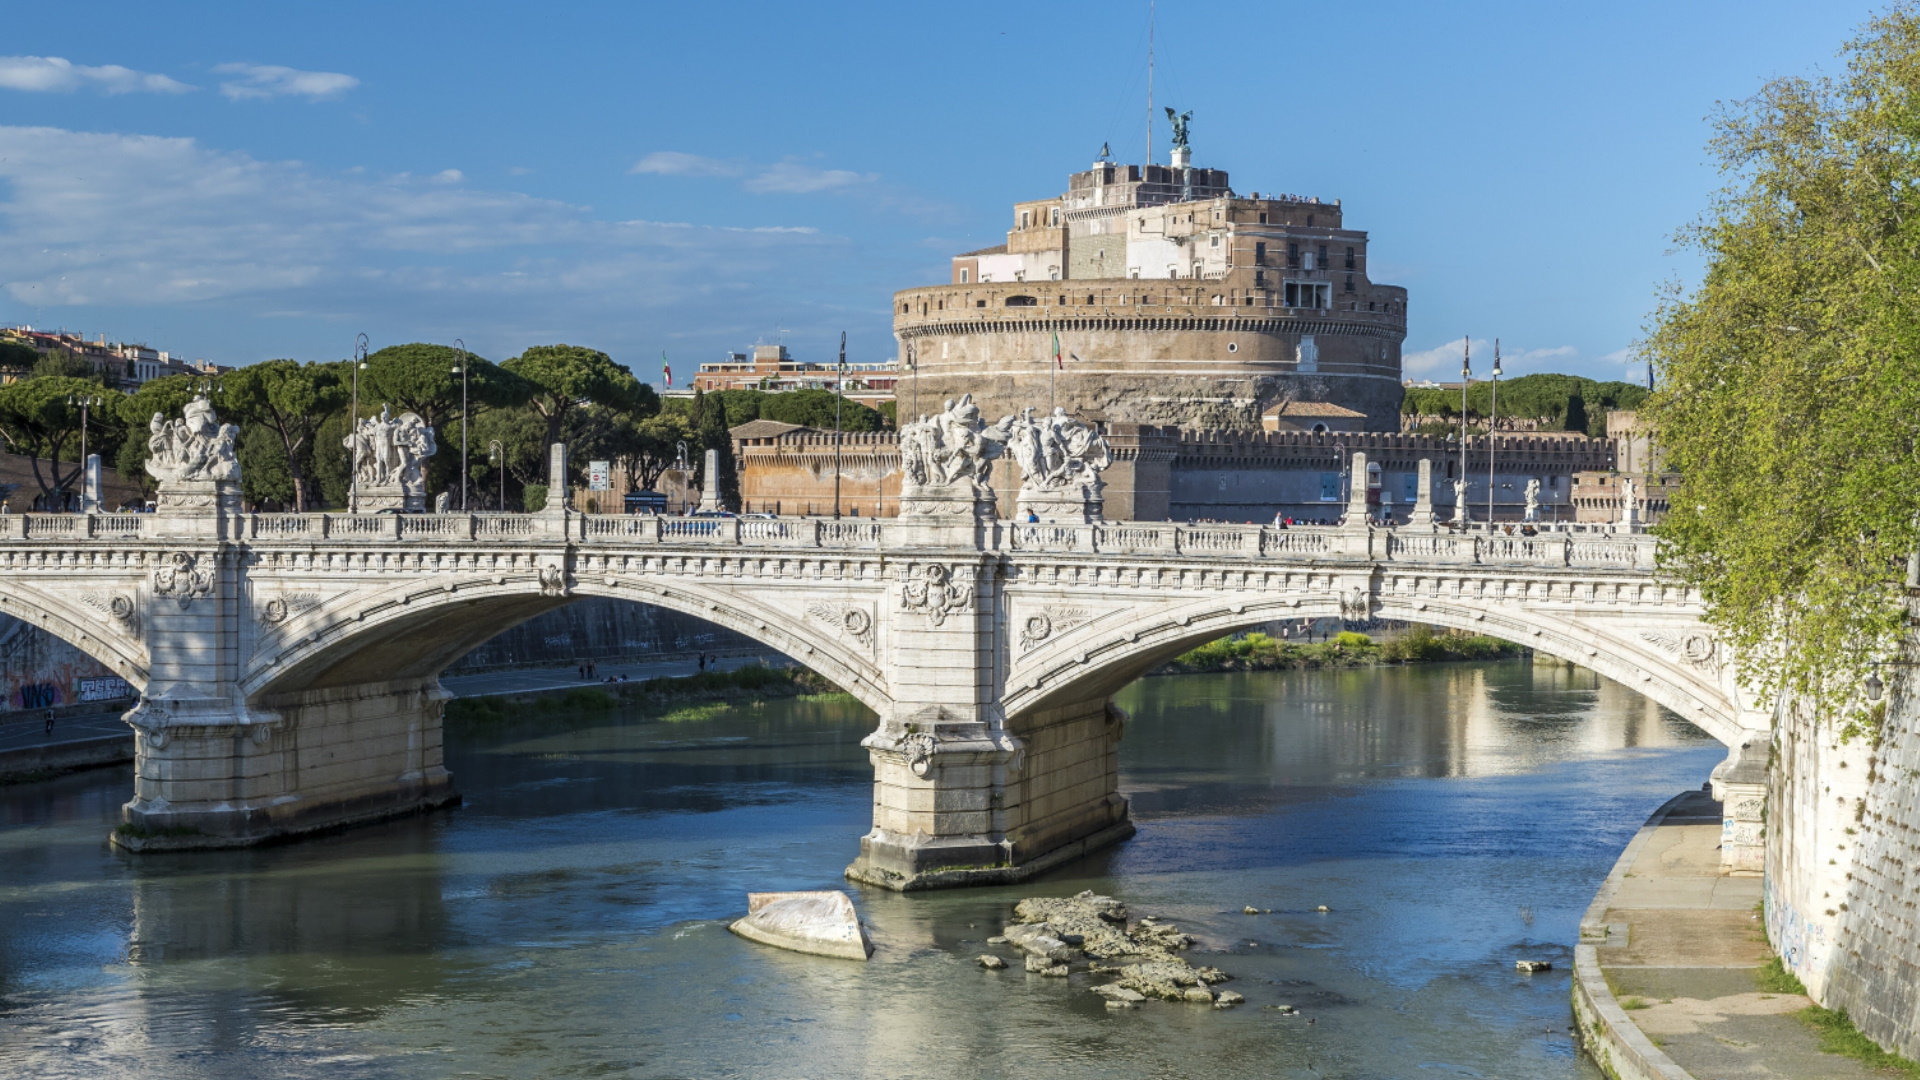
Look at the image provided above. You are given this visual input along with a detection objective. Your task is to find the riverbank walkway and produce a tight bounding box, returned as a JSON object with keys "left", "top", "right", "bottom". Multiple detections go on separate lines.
{"left": 1577, "top": 788, "right": 1882, "bottom": 1079}
{"left": 0, "top": 651, "right": 779, "bottom": 781}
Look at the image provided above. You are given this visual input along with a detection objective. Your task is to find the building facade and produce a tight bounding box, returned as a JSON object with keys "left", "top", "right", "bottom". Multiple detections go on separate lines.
{"left": 891, "top": 149, "right": 1408, "bottom": 432}
{"left": 680, "top": 344, "right": 895, "bottom": 411}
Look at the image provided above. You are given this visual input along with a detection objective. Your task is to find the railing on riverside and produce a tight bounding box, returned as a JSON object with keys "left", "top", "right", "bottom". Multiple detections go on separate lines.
{"left": 0, "top": 510, "right": 1659, "bottom": 571}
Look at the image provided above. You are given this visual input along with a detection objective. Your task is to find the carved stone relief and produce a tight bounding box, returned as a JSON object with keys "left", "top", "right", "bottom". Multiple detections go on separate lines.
{"left": 1018, "top": 605, "right": 1093, "bottom": 652}
{"left": 1641, "top": 629, "right": 1720, "bottom": 672}
{"left": 807, "top": 601, "right": 875, "bottom": 649}
{"left": 153, "top": 552, "right": 216, "bottom": 608}
{"left": 900, "top": 563, "right": 973, "bottom": 627}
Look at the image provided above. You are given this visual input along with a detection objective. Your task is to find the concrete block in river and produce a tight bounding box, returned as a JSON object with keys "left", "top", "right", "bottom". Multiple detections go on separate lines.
{"left": 728, "top": 891, "right": 872, "bottom": 961}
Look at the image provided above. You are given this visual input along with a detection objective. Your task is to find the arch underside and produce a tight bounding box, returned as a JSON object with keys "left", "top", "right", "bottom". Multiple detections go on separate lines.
{"left": 0, "top": 579, "right": 150, "bottom": 690}
{"left": 242, "top": 574, "right": 891, "bottom": 714}
{"left": 1005, "top": 592, "right": 1741, "bottom": 746}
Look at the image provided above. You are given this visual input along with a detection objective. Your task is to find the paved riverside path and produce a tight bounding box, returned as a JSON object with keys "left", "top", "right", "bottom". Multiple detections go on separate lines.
{"left": 1586, "top": 789, "right": 1881, "bottom": 1079}
{"left": 0, "top": 651, "right": 785, "bottom": 778}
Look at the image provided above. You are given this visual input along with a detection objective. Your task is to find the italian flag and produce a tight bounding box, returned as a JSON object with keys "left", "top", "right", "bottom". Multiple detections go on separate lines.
{"left": 1053, "top": 332, "right": 1063, "bottom": 370}
{"left": 662, "top": 351, "right": 672, "bottom": 387}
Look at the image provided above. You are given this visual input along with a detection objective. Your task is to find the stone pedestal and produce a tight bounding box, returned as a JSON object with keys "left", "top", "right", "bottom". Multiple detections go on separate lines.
{"left": 1406, "top": 457, "right": 1437, "bottom": 528}
{"left": 845, "top": 697, "right": 1132, "bottom": 891}
{"left": 1711, "top": 737, "right": 1768, "bottom": 875}
{"left": 1016, "top": 481, "right": 1104, "bottom": 524}
{"left": 114, "top": 678, "right": 459, "bottom": 850}
{"left": 156, "top": 478, "right": 242, "bottom": 515}
{"left": 350, "top": 485, "right": 425, "bottom": 513}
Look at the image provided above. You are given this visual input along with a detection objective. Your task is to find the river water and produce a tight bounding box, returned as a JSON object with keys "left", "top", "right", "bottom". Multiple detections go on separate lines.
{"left": 0, "top": 660, "right": 1719, "bottom": 1080}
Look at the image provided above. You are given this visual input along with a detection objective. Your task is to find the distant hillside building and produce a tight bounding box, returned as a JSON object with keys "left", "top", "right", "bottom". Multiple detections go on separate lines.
{"left": 891, "top": 141, "right": 1407, "bottom": 432}
{"left": 679, "top": 344, "right": 895, "bottom": 411}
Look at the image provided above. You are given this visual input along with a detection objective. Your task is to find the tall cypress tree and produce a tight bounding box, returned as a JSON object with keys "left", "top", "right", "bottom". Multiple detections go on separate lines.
{"left": 1564, "top": 390, "right": 1589, "bottom": 436}
{"left": 693, "top": 388, "right": 740, "bottom": 510}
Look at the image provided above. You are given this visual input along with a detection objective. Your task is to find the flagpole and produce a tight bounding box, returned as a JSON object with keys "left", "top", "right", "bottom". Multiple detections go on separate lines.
{"left": 833, "top": 331, "right": 845, "bottom": 520}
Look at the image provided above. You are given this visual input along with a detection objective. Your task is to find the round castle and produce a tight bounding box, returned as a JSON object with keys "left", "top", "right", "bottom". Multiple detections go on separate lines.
{"left": 891, "top": 139, "right": 1407, "bottom": 432}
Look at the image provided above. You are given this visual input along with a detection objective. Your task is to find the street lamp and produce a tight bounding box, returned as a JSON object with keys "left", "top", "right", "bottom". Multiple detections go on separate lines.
{"left": 487, "top": 439, "right": 505, "bottom": 511}
{"left": 65, "top": 392, "right": 104, "bottom": 512}
{"left": 1488, "top": 340, "right": 1502, "bottom": 527}
{"left": 451, "top": 338, "right": 469, "bottom": 513}
{"left": 349, "top": 333, "right": 369, "bottom": 514}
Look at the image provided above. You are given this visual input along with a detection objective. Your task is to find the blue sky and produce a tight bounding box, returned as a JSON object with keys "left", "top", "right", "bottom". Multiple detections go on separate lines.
{"left": 0, "top": 1, "right": 1875, "bottom": 386}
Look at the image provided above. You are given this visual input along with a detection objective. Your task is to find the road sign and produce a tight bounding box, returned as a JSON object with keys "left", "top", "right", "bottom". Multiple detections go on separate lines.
{"left": 588, "top": 460, "right": 611, "bottom": 492}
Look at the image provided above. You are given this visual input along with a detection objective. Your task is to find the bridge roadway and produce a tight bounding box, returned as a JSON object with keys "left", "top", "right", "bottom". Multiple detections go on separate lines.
{"left": 0, "top": 507, "right": 1771, "bottom": 889}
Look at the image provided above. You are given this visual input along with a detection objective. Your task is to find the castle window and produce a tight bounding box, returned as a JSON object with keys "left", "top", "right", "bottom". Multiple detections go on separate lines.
{"left": 959, "top": 269, "right": 970, "bottom": 283}
{"left": 1258, "top": 212, "right": 1268, "bottom": 224}
{"left": 976, "top": 300, "right": 986, "bottom": 308}
{"left": 1345, "top": 274, "right": 1355, "bottom": 292}
{"left": 1005, "top": 295, "right": 1038, "bottom": 307}
{"left": 1227, "top": 342, "right": 1238, "bottom": 353}
{"left": 1318, "top": 244, "right": 1329, "bottom": 267}
{"left": 1255, "top": 270, "right": 1265, "bottom": 288}
{"left": 1050, "top": 208, "right": 1060, "bottom": 226}
{"left": 1020, "top": 211, "right": 1030, "bottom": 229}
{"left": 1287, "top": 242, "right": 1300, "bottom": 268}
{"left": 1368, "top": 301, "right": 1376, "bottom": 311}
{"left": 1210, "top": 234, "right": 1220, "bottom": 247}
{"left": 1307, "top": 214, "right": 1315, "bottom": 227}
{"left": 1255, "top": 241, "right": 1266, "bottom": 265}
{"left": 1345, "top": 246, "right": 1356, "bottom": 270}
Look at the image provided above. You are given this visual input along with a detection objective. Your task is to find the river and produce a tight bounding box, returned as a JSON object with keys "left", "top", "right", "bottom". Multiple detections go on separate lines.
{"left": 0, "top": 659, "right": 1720, "bottom": 1079}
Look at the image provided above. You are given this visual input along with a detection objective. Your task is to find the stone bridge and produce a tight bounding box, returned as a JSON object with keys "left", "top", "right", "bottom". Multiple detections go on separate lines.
{"left": 0, "top": 465, "right": 1770, "bottom": 888}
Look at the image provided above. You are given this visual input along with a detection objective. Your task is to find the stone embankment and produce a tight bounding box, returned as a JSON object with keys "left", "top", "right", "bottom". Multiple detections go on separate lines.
{"left": 978, "top": 891, "right": 1245, "bottom": 1010}
{"left": 1574, "top": 789, "right": 1887, "bottom": 1080}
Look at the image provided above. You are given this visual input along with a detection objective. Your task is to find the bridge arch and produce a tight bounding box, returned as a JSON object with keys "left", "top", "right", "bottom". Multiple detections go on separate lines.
{"left": 240, "top": 572, "right": 892, "bottom": 714}
{"left": 0, "top": 579, "right": 151, "bottom": 692}
{"left": 1002, "top": 591, "right": 1744, "bottom": 747}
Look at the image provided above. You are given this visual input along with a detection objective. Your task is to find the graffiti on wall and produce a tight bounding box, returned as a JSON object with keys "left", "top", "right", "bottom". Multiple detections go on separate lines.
{"left": 18, "top": 683, "right": 60, "bottom": 709}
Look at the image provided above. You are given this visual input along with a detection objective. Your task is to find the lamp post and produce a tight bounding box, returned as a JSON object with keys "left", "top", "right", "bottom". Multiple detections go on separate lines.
{"left": 451, "top": 338, "right": 469, "bottom": 512}
{"left": 66, "top": 392, "right": 103, "bottom": 512}
{"left": 349, "top": 333, "right": 369, "bottom": 513}
{"left": 1458, "top": 337, "right": 1470, "bottom": 526}
{"left": 487, "top": 439, "right": 504, "bottom": 511}
{"left": 1488, "top": 339, "right": 1502, "bottom": 527}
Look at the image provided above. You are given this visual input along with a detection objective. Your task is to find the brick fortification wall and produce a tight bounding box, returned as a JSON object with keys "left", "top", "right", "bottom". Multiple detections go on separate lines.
{"left": 733, "top": 426, "right": 1612, "bottom": 524}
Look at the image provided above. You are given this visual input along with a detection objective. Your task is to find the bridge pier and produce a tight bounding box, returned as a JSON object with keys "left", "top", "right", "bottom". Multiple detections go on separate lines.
{"left": 114, "top": 679, "right": 458, "bottom": 851}
{"left": 846, "top": 696, "right": 1131, "bottom": 891}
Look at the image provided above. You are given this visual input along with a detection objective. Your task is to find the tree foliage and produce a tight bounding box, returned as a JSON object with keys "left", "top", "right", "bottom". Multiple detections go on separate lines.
{"left": 0, "top": 340, "right": 40, "bottom": 376}
{"left": 695, "top": 388, "right": 886, "bottom": 432}
{"left": 1641, "top": 8, "right": 1920, "bottom": 711}
{"left": 0, "top": 376, "right": 122, "bottom": 502}
{"left": 219, "top": 360, "right": 343, "bottom": 511}
{"left": 1401, "top": 373, "right": 1647, "bottom": 435}
{"left": 690, "top": 388, "right": 741, "bottom": 509}
{"left": 503, "top": 344, "right": 654, "bottom": 447}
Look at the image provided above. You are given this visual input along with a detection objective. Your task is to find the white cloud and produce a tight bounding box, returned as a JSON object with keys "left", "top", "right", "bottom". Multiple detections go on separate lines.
{"left": 630, "top": 151, "right": 741, "bottom": 178}
{"left": 0, "top": 125, "right": 837, "bottom": 327}
{"left": 1402, "top": 337, "right": 1577, "bottom": 377}
{"left": 632, "top": 151, "right": 876, "bottom": 195}
{"left": 742, "top": 159, "right": 874, "bottom": 194}
{"left": 0, "top": 56, "right": 192, "bottom": 95}
{"left": 213, "top": 63, "right": 358, "bottom": 101}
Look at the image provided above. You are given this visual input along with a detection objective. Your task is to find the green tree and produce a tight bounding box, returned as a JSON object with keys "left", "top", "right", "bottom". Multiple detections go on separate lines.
{"left": 0, "top": 340, "right": 39, "bottom": 377}
{"left": 30, "top": 352, "right": 95, "bottom": 380}
{"left": 502, "top": 344, "right": 654, "bottom": 447}
{"left": 238, "top": 425, "right": 296, "bottom": 508}
{"left": 690, "top": 388, "right": 740, "bottom": 510}
{"left": 116, "top": 375, "right": 203, "bottom": 498}
{"left": 469, "top": 405, "right": 549, "bottom": 510}
{"left": 0, "top": 376, "right": 122, "bottom": 504}
{"left": 1641, "top": 8, "right": 1920, "bottom": 711}
{"left": 219, "top": 360, "right": 344, "bottom": 512}
{"left": 1564, "top": 390, "right": 1589, "bottom": 436}
{"left": 363, "top": 343, "right": 531, "bottom": 501}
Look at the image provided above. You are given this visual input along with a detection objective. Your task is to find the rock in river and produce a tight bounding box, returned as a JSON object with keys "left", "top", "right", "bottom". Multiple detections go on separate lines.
{"left": 729, "top": 891, "right": 872, "bottom": 961}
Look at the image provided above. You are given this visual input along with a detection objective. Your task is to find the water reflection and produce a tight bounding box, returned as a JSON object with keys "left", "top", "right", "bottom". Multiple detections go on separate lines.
{"left": 0, "top": 661, "right": 1718, "bottom": 1079}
